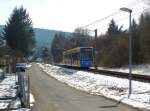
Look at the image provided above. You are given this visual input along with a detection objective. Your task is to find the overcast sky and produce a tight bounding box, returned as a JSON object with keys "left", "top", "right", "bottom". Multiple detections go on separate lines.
{"left": 0, "top": 0, "right": 145, "bottom": 33}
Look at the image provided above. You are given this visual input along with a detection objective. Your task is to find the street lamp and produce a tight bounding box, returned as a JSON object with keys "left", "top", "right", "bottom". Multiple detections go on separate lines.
{"left": 95, "top": 29, "right": 98, "bottom": 69}
{"left": 120, "top": 7, "right": 132, "bottom": 97}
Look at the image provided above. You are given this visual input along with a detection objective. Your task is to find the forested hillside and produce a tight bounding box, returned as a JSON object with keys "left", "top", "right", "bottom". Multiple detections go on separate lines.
{"left": 34, "top": 28, "right": 71, "bottom": 48}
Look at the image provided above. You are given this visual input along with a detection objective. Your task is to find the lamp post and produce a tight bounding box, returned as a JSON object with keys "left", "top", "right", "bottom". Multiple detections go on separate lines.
{"left": 120, "top": 7, "right": 132, "bottom": 97}
{"left": 95, "top": 29, "right": 98, "bottom": 69}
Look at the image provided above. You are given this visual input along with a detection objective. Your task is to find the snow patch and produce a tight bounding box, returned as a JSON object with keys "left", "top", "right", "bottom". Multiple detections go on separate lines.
{"left": 98, "top": 64, "right": 150, "bottom": 76}
{"left": 30, "top": 93, "right": 35, "bottom": 107}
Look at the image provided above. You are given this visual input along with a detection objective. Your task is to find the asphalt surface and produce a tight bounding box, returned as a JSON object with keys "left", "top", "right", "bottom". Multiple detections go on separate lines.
{"left": 28, "top": 64, "right": 139, "bottom": 111}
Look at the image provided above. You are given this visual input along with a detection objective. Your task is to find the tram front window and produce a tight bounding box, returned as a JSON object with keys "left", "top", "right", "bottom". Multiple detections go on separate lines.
{"left": 81, "top": 51, "right": 93, "bottom": 61}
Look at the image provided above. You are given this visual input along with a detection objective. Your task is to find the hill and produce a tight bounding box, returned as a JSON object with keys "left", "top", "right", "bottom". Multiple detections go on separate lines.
{"left": 0, "top": 25, "right": 71, "bottom": 48}
{"left": 34, "top": 28, "right": 71, "bottom": 48}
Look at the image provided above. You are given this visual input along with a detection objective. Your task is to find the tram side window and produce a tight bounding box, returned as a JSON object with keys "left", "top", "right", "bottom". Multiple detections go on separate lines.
{"left": 72, "top": 53, "right": 78, "bottom": 60}
{"left": 66, "top": 54, "right": 68, "bottom": 62}
{"left": 77, "top": 53, "right": 80, "bottom": 60}
{"left": 65, "top": 54, "right": 69, "bottom": 63}
{"left": 63, "top": 54, "right": 65, "bottom": 62}
{"left": 72, "top": 53, "right": 75, "bottom": 60}
{"left": 69, "top": 54, "right": 71, "bottom": 61}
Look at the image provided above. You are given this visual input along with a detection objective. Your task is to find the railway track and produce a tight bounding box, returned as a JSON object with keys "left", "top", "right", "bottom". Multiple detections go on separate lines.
{"left": 59, "top": 65, "right": 150, "bottom": 82}
{"left": 86, "top": 68, "right": 150, "bottom": 82}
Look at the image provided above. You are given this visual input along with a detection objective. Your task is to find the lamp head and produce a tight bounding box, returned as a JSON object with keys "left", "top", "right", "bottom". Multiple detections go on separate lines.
{"left": 120, "top": 7, "right": 132, "bottom": 13}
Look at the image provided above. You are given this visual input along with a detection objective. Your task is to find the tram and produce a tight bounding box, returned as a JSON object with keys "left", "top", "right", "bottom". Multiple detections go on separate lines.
{"left": 63, "top": 47, "right": 95, "bottom": 68}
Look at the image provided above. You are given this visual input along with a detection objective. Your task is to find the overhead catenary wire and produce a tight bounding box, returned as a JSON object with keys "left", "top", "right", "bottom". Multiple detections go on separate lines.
{"left": 83, "top": 12, "right": 145, "bottom": 34}
{"left": 82, "top": 0, "right": 144, "bottom": 28}
{"left": 83, "top": 11, "right": 120, "bottom": 28}
{"left": 96, "top": 10, "right": 146, "bottom": 31}
{"left": 84, "top": 11, "right": 145, "bottom": 33}
{"left": 125, "top": 0, "right": 143, "bottom": 8}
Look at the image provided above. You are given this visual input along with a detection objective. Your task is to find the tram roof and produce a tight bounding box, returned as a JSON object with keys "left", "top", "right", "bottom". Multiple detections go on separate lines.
{"left": 63, "top": 46, "right": 93, "bottom": 54}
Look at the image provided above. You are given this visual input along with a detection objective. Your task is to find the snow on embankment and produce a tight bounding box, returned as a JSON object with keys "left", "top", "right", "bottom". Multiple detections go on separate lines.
{"left": 98, "top": 64, "right": 150, "bottom": 76}
{"left": 39, "top": 63, "right": 150, "bottom": 110}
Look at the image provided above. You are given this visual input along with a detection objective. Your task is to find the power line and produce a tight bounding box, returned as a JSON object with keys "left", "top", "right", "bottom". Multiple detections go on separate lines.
{"left": 88, "top": 10, "right": 147, "bottom": 33}
{"left": 126, "top": 0, "right": 143, "bottom": 8}
{"left": 83, "top": 0, "right": 144, "bottom": 28}
{"left": 86, "top": 10, "right": 149, "bottom": 34}
{"left": 98, "top": 10, "right": 150, "bottom": 35}
{"left": 96, "top": 11, "right": 147, "bottom": 31}
{"left": 83, "top": 11, "right": 120, "bottom": 28}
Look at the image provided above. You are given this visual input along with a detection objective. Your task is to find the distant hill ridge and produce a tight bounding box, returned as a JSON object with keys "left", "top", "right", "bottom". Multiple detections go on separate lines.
{"left": 0, "top": 25, "right": 71, "bottom": 48}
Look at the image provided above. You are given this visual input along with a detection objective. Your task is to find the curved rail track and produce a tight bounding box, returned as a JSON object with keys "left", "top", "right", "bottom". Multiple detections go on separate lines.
{"left": 59, "top": 65, "right": 150, "bottom": 83}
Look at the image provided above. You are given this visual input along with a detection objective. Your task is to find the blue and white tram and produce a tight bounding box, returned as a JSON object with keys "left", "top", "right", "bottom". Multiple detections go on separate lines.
{"left": 63, "top": 47, "right": 95, "bottom": 68}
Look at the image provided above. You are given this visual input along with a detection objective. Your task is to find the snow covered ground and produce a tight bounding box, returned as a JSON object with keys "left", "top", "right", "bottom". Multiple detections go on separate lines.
{"left": 39, "top": 63, "right": 150, "bottom": 110}
{"left": 0, "top": 74, "right": 35, "bottom": 111}
{"left": 0, "top": 75, "right": 18, "bottom": 109}
{"left": 98, "top": 64, "right": 150, "bottom": 76}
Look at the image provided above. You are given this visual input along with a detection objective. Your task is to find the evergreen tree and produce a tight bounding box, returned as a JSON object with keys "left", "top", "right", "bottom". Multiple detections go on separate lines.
{"left": 138, "top": 13, "right": 150, "bottom": 63}
{"left": 107, "top": 19, "right": 123, "bottom": 36}
{"left": 97, "top": 19, "right": 128, "bottom": 67}
{"left": 2, "top": 6, "right": 35, "bottom": 56}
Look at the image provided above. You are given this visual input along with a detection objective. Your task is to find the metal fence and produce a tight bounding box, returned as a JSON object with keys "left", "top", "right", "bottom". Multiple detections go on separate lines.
{"left": 0, "top": 70, "right": 30, "bottom": 111}
{"left": 18, "top": 71, "right": 30, "bottom": 108}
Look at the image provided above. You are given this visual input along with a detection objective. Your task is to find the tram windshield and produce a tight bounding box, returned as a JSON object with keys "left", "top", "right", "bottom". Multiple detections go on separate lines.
{"left": 81, "top": 48, "right": 93, "bottom": 61}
